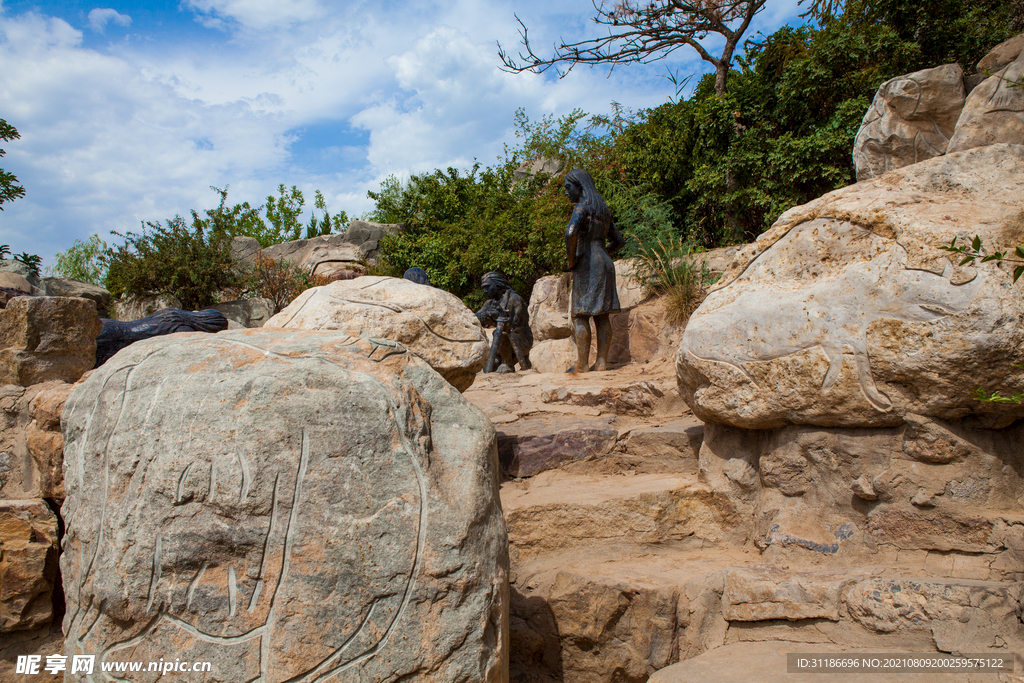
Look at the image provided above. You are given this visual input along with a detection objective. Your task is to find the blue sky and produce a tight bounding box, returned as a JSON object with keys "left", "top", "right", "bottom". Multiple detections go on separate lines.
{"left": 0, "top": 0, "right": 804, "bottom": 268}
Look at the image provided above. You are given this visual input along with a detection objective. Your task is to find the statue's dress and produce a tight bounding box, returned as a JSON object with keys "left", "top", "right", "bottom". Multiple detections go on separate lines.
{"left": 567, "top": 206, "right": 623, "bottom": 317}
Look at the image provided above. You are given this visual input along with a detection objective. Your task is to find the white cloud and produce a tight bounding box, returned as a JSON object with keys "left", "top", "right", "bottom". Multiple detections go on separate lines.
{"left": 87, "top": 8, "right": 131, "bottom": 33}
{"left": 0, "top": 0, "right": 804, "bottom": 267}
{"left": 182, "top": 0, "right": 322, "bottom": 31}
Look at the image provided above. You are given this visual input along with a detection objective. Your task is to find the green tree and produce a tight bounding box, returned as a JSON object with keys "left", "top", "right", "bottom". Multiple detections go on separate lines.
{"left": 265, "top": 184, "right": 306, "bottom": 243}
{"left": 1, "top": 119, "right": 26, "bottom": 210}
{"left": 104, "top": 210, "right": 241, "bottom": 310}
{"left": 48, "top": 234, "right": 109, "bottom": 285}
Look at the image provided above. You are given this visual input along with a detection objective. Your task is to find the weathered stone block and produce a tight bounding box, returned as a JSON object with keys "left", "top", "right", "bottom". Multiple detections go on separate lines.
{"left": 0, "top": 500, "right": 58, "bottom": 632}
{"left": 265, "top": 276, "right": 488, "bottom": 391}
{"left": 61, "top": 328, "right": 508, "bottom": 682}
{"left": 0, "top": 297, "right": 101, "bottom": 387}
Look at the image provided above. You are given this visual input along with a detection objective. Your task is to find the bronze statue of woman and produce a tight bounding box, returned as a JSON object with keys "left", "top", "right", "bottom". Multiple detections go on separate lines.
{"left": 564, "top": 168, "right": 625, "bottom": 372}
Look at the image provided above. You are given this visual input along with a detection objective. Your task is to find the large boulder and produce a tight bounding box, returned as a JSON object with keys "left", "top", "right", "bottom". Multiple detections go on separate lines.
{"left": 60, "top": 328, "right": 508, "bottom": 682}
{"left": 0, "top": 297, "right": 101, "bottom": 386}
{"left": 261, "top": 233, "right": 365, "bottom": 271}
{"left": 948, "top": 50, "right": 1024, "bottom": 153}
{"left": 0, "top": 500, "right": 59, "bottom": 633}
{"left": 0, "top": 260, "right": 41, "bottom": 292}
{"left": 528, "top": 272, "right": 572, "bottom": 342}
{"left": 341, "top": 220, "right": 406, "bottom": 262}
{"left": 41, "top": 277, "right": 111, "bottom": 318}
{"left": 265, "top": 276, "right": 488, "bottom": 391}
{"left": 677, "top": 144, "right": 1024, "bottom": 430}
{"left": 977, "top": 33, "right": 1024, "bottom": 74}
{"left": 853, "top": 64, "right": 966, "bottom": 180}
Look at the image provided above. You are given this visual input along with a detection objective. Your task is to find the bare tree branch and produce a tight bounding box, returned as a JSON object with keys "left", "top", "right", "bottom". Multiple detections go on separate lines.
{"left": 498, "top": 0, "right": 768, "bottom": 94}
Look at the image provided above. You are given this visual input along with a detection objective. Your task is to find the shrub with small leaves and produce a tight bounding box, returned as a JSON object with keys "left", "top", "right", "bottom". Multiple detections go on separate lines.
{"left": 243, "top": 254, "right": 329, "bottom": 314}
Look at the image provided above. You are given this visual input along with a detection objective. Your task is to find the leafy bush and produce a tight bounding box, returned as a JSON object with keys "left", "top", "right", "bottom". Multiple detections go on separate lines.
{"left": 243, "top": 254, "right": 329, "bottom": 314}
{"left": 47, "top": 234, "right": 108, "bottom": 285}
{"left": 104, "top": 215, "right": 240, "bottom": 310}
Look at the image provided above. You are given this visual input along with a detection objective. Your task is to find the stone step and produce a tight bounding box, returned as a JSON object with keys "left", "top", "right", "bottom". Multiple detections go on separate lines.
{"left": 508, "top": 535, "right": 1024, "bottom": 683}
{"left": 649, "top": 641, "right": 1019, "bottom": 682}
{"left": 502, "top": 470, "right": 735, "bottom": 560}
{"left": 496, "top": 415, "right": 703, "bottom": 479}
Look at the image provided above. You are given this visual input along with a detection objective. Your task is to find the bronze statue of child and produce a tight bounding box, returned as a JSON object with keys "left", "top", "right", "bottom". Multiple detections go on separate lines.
{"left": 475, "top": 272, "right": 533, "bottom": 373}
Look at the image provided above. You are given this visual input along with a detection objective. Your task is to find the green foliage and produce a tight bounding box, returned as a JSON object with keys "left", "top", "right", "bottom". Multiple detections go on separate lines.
{"left": 202, "top": 185, "right": 349, "bottom": 248}
{"left": 104, "top": 213, "right": 240, "bottom": 310}
{"left": 630, "top": 234, "right": 712, "bottom": 325}
{"left": 369, "top": 108, "right": 625, "bottom": 306}
{"left": 940, "top": 235, "right": 1024, "bottom": 283}
{"left": 0, "top": 119, "right": 26, "bottom": 210}
{"left": 614, "top": 1, "right": 1016, "bottom": 246}
{"left": 264, "top": 184, "right": 306, "bottom": 243}
{"left": 14, "top": 252, "right": 42, "bottom": 277}
{"left": 243, "top": 254, "right": 329, "bottom": 314}
{"left": 48, "top": 234, "right": 109, "bottom": 285}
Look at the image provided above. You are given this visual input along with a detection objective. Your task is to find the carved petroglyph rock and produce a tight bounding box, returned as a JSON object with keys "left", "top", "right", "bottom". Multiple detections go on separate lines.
{"left": 948, "top": 50, "right": 1024, "bottom": 153}
{"left": 60, "top": 329, "right": 508, "bottom": 683}
{"left": 677, "top": 145, "right": 1024, "bottom": 429}
{"left": 853, "top": 64, "right": 966, "bottom": 180}
{"left": 265, "top": 276, "right": 488, "bottom": 392}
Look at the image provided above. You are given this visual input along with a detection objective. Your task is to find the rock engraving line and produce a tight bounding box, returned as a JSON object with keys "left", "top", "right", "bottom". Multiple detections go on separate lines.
{"left": 685, "top": 231, "right": 981, "bottom": 411}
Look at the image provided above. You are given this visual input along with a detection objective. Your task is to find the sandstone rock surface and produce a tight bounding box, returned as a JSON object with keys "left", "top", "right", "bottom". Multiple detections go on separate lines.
{"left": 677, "top": 145, "right": 1024, "bottom": 429}
{"left": 977, "top": 33, "right": 1024, "bottom": 74}
{"left": 260, "top": 233, "right": 364, "bottom": 271}
{"left": 61, "top": 328, "right": 508, "bottom": 683}
{"left": 0, "top": 297, "right": 101, "bottom": 387}
{"left": 266, "top": 276, "right": 488, "bottom": 391}
{"left": 853, "top": 64, "right": 965, "bottom": 180}
{"left": 0, "top": 382, "right": 71, "bottom": 500}
{"left": 210, "top": 297, "right": 274, "bottom": 328}
{"left": 110, "top": 293, "right": 182, "bottom": 321}
{"left": 341, "top": 220, "right": 405, "bottom": 262}
{"left": 528, "top": 272, "right": 572, "bottom": 342}
{"left": 948, "top": 51, "right": 1024, "bottom": 153}
{"left": 41, "top": 277, "right": 111, "bottom": 318}
{"left": 0, "top": 500, "right": 58, "bottom": 632}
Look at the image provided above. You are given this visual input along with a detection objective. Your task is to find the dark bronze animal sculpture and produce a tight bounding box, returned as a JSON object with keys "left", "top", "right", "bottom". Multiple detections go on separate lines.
{"left": 95, "top": 308, "right": 229, "bottom": 367}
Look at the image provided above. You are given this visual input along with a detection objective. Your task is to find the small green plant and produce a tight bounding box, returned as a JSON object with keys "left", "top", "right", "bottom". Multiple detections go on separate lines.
{"left": 14, "top": 252, "right": 42, "bottom": 277}
{"left": 47, "top": 234, "right": 109, "bottom": 285}
{"left": 630, "top": 234, "right": 711, "bottom": 326}
{"left": 0, "top": 245, "right": 10, "bottom": 259}
{"left": 939, "top": 234, "right": 1024, "bottom": 282}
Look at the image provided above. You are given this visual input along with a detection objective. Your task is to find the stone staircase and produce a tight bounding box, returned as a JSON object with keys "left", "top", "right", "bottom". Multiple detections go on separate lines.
{"left": 464, "top": 362, "right": 1024, "bottom": 683}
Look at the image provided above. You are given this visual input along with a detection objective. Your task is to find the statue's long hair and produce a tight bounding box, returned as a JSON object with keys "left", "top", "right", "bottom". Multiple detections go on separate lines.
{"left": 565, "top": 168, "right": 611, "bottom": 225}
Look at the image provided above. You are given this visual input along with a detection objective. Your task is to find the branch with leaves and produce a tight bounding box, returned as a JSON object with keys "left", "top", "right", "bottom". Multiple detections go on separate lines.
{"left": 498, "top": 0, "right": 767, "bottom": 95}
{"left": 1, "top": 119, "right": 26, "bottom": 210}
{"left": 939, "top": 235, "right": 1024, "bottom": 283}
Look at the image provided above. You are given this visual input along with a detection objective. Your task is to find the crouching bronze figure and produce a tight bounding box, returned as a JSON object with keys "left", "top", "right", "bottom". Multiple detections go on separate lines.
{"left": 475, "top": 272, "right": 532, "bottom": 373}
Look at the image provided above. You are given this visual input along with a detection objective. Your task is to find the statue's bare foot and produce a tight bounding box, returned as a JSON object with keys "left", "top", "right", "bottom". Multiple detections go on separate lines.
{"left": 591, "top": 360, "right": 607, "bottom": 372}
{"left": 496, "top": 363, "right": 513, "bottom": 374}
{"left": 572, "top": 363, "right": 590, "bottom": 373}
